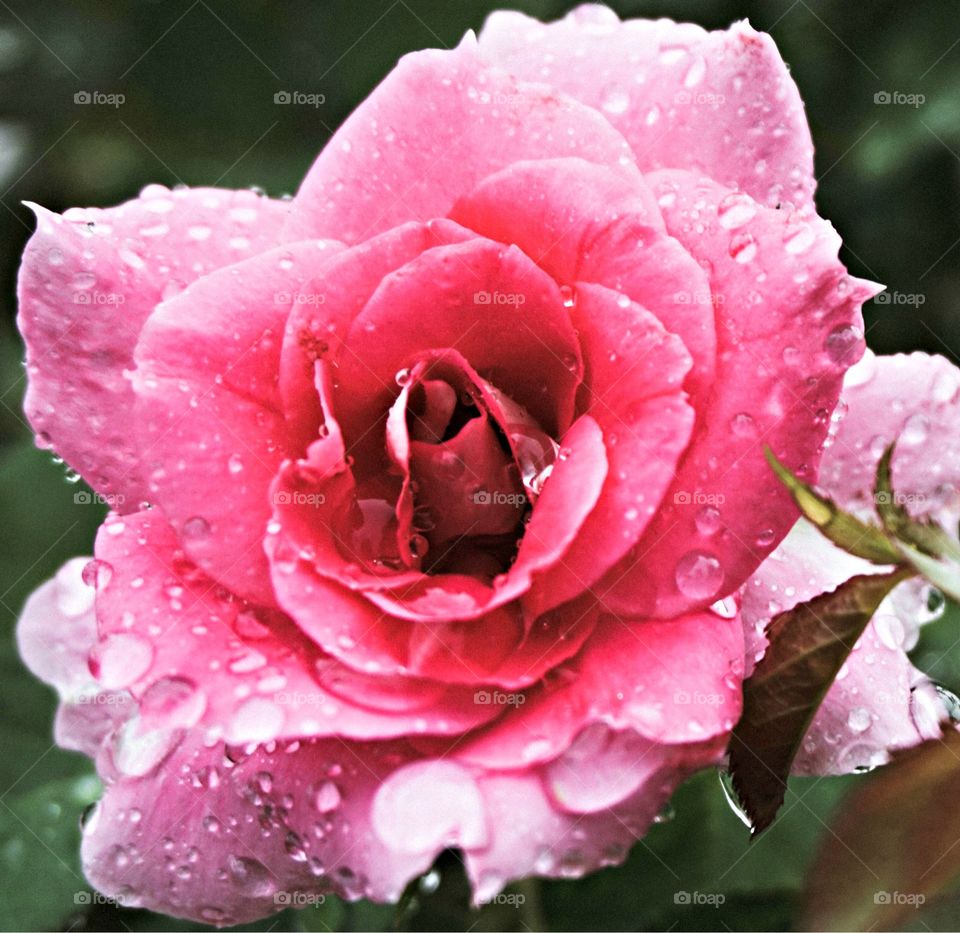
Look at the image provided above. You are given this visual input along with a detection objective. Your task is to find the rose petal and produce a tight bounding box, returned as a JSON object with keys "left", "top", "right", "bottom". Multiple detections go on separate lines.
{"left": 479, "top": 6, "right": 815, "bottom": 212}
{"left": 604, "top": 170, "right": 880, "bottom": 617}
{"left": 18, "top": 188, "right": 291, "bottom": 505}
{"left": 286, "top": 33, "right": 636, "bottom": 242}
{"left": 92, "top": 511, "right": 501, "bottom": 743}
{"left": 132, "top": 240, "right": 342, "bottom": 606}
{"left": 455, "top": 609, "right": 743, "bottom": 768}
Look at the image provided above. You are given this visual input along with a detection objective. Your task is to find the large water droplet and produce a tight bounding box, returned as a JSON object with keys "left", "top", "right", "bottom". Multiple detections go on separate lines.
{"left": 89, "top": 633, "right": 153, "bottom": 688}
{"left": 674, "top": 550, "right": 723, "bottom": 600}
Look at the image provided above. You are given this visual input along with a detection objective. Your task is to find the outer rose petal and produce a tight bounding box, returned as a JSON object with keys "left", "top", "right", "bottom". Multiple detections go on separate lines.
{"left": 92, "top": 511, "right": 502, "bottom": 743}
{"left": 455, "top": 610, "right": 743, "bottom": 768}
{"left": 17, "top": 188, "right": 291, "bottom": 505}
{"left": 81, "top": 730, "right": 726, "bottom": 924}
{"left": 285, "top": 33, "right": 636, "bottom": 243}
{"left": 603, "top": 169, "right": 881, "bottom": 618}
{"left": 16, "top": 557, "right": 132, "bottom": 755}
{"left": 740, "top": 351, "right": 960, "bottom": 774}
{"left": 133, "top": 240, "right": 342, "bottom": 607}
{"left": 818, "top": 350, "right": 960, "bottom": 529}
{"left": 479, "top": 5, "right": 815, "bottom": 212}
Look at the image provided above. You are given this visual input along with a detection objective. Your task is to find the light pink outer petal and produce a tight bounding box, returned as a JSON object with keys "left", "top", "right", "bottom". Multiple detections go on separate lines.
{"left": 17, "top": 187, "right": 291, "bottom": 506}
{"left": 603, "top": 169, "right": 880, "bottom": 618}
{"left": 17, "top": 557, "right": 134, "bottom": 755}
{"left": 132, "top": 240, "right": 342, "bottom": 607}
{"left": 740, "top": 351, "right": 960, "bottom": 774}
{"left": 479, "top": 5, "right": 815, "bottom": 212}
{"left": 92, "top": 511, "right": 501, "bottom": 743}
{"left": 285, "top": 33, "right": 636, "bottom": 243}
{"left": 819, "top": 350, "right": 960, "bottom": 528}
{"left": 80, "top": 728, "right": 727, "bottom": 924}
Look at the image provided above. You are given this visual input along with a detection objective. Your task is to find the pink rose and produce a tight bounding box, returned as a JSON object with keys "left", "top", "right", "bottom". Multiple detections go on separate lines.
{"left": 17, "top": 6, "right": 880, "bottom": 925}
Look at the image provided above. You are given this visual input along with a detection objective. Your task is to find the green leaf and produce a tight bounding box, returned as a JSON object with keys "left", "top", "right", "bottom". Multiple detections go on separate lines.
{"left": 896, "top": 543, "right": 960, "bottom": 605}
{"left": 729, "top": 568, "right": 913, "bottom": 835}
{"left": 875, "top": 444, "right": 960, "bottom": 564}
{"left": 0, "top": 773, "right": 101, "bottom": 931}
{"left": 765, "top": 448, "right": 903, "bottom": 565}
{"left": 799, "top": 730, "right": 960, "bottom": 931}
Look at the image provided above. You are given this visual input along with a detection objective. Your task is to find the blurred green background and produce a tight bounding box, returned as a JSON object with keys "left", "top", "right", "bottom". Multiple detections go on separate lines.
{"left": 1, "top": 1, "right": 959, "bottom": 930}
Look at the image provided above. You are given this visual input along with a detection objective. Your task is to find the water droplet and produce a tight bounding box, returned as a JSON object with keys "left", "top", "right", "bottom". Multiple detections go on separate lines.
{"left": 227, "top": 856, "right": 276, "bottom": 897}
{"left": 227, "top": 454, "right": 244, "bottom": 475}
{"left": 824, "top": 324, "right": 864, "bottom": 366}
{"left": 182, "top": 516, "right": 210, "bottom": 538}
{"left": 847, "top": 707, "right": 871, "bottom": 733}
{"left": 314, "top": 780, "right": 341, "bottom": 813}
{"left": 900, "top": 413, "right": 929, "bottom": 446}
{"left": 729, "top": 233, "right": 757, "bottom": 264}
{"left": 674, "top": 550, "right": 723, "bottom": 600}
{"left": 695, "top": 506, "right": 722, "bottom": 536}
{"left": 717, "top": 192, "right": 757, "bottom": 230}
{"left": 601, "top": 88, "right": 630, "bottom": 114}
{"left": 783, "top": 223, "right": 815, "bottom": 254}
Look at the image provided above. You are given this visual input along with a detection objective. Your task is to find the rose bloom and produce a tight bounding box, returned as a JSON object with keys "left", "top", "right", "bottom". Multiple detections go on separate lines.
{"left": 14, "top": 4, "right": 957, "bottom": 925}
